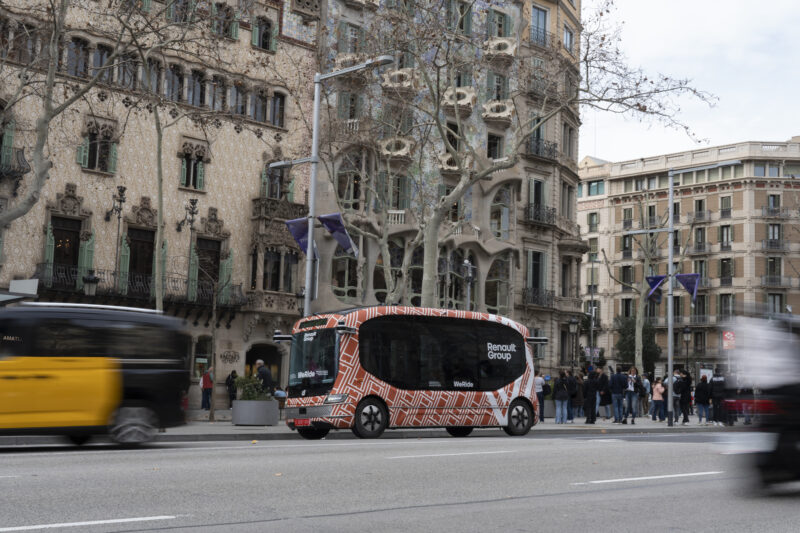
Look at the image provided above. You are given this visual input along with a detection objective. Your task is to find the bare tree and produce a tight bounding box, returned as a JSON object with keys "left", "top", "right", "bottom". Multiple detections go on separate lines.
{"left": 310, "top": 0, "right": 713, "bottom": 309}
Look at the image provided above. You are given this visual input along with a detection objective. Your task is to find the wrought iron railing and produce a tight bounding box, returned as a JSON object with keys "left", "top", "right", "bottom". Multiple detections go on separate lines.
{"left": 524, "top": 138, "right": 558, "bottom": 160}
{"left": 33, "top": 263, "right": 246, "bottom": 306}
{"left": 761, "top": 275, "right": 793, "bottom": 287}
{"left": 529, "top": 28, "right": 554, "bottom": 48}
{"left": 522, "top": 287, "right": 554, "bottom": 308}
{"left": 761, "top": 206, "right": 789, "bottom": 218}
{"left": 525, "top": 204, "right": 556, "bottom": 225}
{"left": 762, "top": 239, "right": 787, "bottom": 251}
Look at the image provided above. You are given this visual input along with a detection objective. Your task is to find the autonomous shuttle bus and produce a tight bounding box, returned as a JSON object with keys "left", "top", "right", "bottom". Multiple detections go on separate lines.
{"left": 276, "top": 306, "right": 542, "bottom": 440}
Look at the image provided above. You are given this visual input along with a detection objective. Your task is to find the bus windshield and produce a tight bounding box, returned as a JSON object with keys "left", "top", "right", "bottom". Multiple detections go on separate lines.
{"left": 288, "top": 328, "right": 337, "bottom": 397}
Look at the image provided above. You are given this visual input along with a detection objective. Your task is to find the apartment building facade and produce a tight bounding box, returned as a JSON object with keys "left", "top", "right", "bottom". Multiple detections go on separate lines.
{"left": 578, "top": 137, "right": 800, "bottom": 375}
{"left": 310, "top": 0, "right": 587, "bottom": 373}
{"left": 0, "top": 0, "right": 318, "bottom": 406}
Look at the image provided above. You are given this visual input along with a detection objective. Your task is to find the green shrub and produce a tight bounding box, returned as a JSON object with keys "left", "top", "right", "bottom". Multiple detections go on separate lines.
{"left": 234, "top": 375, "right": 273, "bottom": 401}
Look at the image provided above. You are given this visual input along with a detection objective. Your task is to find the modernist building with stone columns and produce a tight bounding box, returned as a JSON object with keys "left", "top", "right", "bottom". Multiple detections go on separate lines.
{"left": 578, "top": 137, "right": 800, "bottom": 375}
{"left": 0, "top": 0, "right": 318, "bottom": 408}
{"left": 309, "top": 0, "right": 587, "bottom": 374}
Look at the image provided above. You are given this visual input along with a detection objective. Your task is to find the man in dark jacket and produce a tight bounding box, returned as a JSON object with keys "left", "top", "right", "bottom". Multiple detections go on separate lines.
{"left": 710, "top": 368, "right": 727, "bottom": 426}
{"left": 566, "top": 370, "right": 577, "bottom": 423}
{"left": 597, "top": 367, "right": 611, "bottom": 420}
{"left": 256, "top": 359, "right": 274, "bottom": 394}
{"left": 584, "top": 372, "right": 598, "bottom": 424}
{"left": 694, "top": 375, "right": 711, "bottom": 425}
{"left": 610, "top": 366, "right": 627, "bottom": 423}
{"left": 678, "top": 370, "right": 692, "bottom": 425}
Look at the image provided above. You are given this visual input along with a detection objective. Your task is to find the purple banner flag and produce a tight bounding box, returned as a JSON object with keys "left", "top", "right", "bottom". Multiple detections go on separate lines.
{"left": 318, "top": 213, "right": 359, "bottom": 258}
{"left": 286, "top": 217, "right": 318, "bottom": 258}
{"left": 676, "top": 273, "right": 700, "bottom": 303}
{"left": 646, "top": 275, "right": 666, "bottom": 303}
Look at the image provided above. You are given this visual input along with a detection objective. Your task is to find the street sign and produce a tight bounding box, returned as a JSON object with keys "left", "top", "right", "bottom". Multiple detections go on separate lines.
{"left": 722, "top": 330, "right": 735, "bottom": 350}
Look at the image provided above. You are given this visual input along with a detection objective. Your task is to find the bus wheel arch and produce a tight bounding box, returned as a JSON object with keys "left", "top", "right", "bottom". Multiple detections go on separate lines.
{"left": 352, "top": 396, "right": 389, "bottom": 439}
{"left": 503, "top": 398, "right": 534, "bottom": 436}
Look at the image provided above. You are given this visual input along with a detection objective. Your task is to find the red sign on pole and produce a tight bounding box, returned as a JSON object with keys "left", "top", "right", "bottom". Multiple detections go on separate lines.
{"left": 722, "top": 330, "right": 735, "bottom": 350}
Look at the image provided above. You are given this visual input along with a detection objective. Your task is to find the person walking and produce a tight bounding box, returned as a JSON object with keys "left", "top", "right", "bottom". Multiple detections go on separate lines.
{"left": 651, "top": 377, "right": 666, "bottom": 421}
{"left": 553, "top": 371, "right": 570, "bottom": 424}
{"left": 534, "top": 370, "right": 545, "bottom": 423}
{"left": 201, "top": 366, "right": 214, "bottom": 411}
{"left": 694, "top": 375, "right": 711, "bottom": 425}
{"left": 610, "top": 366, "right": 627, "bottom": 423}
{"left": 624, "top": 366, "right": 642, "bottom": 425}
{"left": 584, "top": 372, "right": 598, "bottom": 424}
{"left": 225, "top": 370, "right": 238, "bottom": 409}
{"left": 566, "top": 370, "right": 577, "bottom": 423}
{"left": 640, "top": 373, "right": 651, "bottom": 418}
{"left": 573, "top": 373, "right": 585, "bottom": 420}
{"left": 710, "top": 367, "right": 727, "bottom": 426}
{"left": 255, "top": 359, "right": 274, "bottom": 394}
{"left": 597, "top": 367, "right": 612, "bottom": 420}
{"left": 671, "top": 369, "right": 683, "bottom": 421}
{"left": 679, "top": 369, "right": 692, "bottom": 425}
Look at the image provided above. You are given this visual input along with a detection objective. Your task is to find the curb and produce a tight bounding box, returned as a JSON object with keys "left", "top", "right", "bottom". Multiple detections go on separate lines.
{"left": 0, "top": 425, "right": 743, "bottom": 447}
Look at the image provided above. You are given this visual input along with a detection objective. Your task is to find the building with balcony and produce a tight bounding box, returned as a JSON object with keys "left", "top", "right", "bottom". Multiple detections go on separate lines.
{"left": 0, "top": 1, "right": 318, "bottom": 407}
{"left": 578, "top": 136, "right": 800, "bottom": 375}
{"left": 310, "top": 0, "right": 586, "bottom": 372}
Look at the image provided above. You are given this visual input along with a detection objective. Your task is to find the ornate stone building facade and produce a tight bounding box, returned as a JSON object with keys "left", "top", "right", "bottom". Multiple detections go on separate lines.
{"left": 309, "top": 0, "right": 587, "bottom": 374}
{"left": 578, "top": 137, "right": 800, "bottom": 375}
{"left": 0, "top": 0, "right": 319, "bottom": 407}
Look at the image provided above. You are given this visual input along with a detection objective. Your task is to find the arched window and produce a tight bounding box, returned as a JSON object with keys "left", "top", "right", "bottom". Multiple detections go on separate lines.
{"left": 252, "top": 18, "right": 276, "bottom": 51}
{"left": 485, "top": 253, "right": 510, "bottom": 316}
{"left": 165, "top": 64, "right": 184, "bottom": 102}
{"left": 336, "top": 150, "right": 367, "bottom": 212}
{"left": 212, "top": 3, "right": 238, "bottom": 39}
{"left": 261, "top": 166, "right": 284, "bottom": 199}
{"left": 332, "top": 245, "right": 358, "bottom": 302}
{"left": 408, "top": 246, "right": 423, "bottom": 306}
{"left": 374, "top": 239, "right": 404, "bottom": 304}
{"left": 437, "top": 248, "right": 475, "bottom": 310}
{"left": 270, "top": 93, "right": 286, "bottom": 127}
{"left": 283, "top": 251, "right": 298, "bottom": 293}
{"left": 490, "top": 184, "right": 512, "bottom": 240}
{"left": 250, "top": 90, "right": 268, "bottom": 122}
{"left": 66, "top": 38, "right": 89, "bottom": 78}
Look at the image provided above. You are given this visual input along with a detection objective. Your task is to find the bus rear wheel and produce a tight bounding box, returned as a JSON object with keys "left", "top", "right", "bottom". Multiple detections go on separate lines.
{"left": 297, "top": 427, "right": 330, "bottom": 440}
{"left": 352, "top": 398, "right": 388, "bottom": 439}
{"left": 503, "top": 400, "right": 533, "bottom": 436}
{"left": 446, "top": 426, "right": 473, "bottom": 437}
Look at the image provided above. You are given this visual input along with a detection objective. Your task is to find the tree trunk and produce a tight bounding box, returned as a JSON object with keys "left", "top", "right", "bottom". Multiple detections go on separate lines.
{"left": 419, "top": 213, "right": 442, "bottom": 308}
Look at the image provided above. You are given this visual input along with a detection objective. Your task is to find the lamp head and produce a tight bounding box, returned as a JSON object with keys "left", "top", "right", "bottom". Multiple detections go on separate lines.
{"left": 370, "top": 55, "right": 395, "bottom": 67}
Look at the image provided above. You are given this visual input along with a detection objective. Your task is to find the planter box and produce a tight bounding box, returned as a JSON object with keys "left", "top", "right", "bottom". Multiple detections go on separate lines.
{"left": 232, "top": 400, "right": 279, "bottom": 426}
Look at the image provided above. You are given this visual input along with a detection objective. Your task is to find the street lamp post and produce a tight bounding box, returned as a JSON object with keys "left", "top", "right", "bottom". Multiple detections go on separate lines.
{"left": 463, "top": 259, "right": 476, "bottom": 311}
{"left": 270, "top": 55, "right": 394, "bottom": 317}
{"left": 683, "top": 326, "right": 691, "bottom": 372}
{"left": 568, "top": 317, "right": 579, "bottom": 371}
{"left": 104, "top": 185, "right": 127, "bottom": 286}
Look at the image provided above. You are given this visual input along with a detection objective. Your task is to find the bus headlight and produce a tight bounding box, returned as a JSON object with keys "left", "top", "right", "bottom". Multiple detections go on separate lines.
{"left": 324, "top": 393, "right": 348, "bottom": 404}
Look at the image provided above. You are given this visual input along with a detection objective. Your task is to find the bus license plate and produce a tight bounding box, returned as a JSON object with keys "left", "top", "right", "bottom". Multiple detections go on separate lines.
{"left": 294, "top": 418, "right": 311, "bottom": 427}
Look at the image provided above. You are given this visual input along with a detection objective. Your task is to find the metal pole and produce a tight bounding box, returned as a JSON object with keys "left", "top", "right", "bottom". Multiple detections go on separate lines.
{"left": 114, "top": 205, "right": 121, "bottom": 285}
{"left": 667, "top": 169, "right": 675, "bottom": 426}
{"left": 590, "top": 260, "right": 595, "bottom": 365}
{"left": 303, "top": 77, "right": 322, "bottom": 318}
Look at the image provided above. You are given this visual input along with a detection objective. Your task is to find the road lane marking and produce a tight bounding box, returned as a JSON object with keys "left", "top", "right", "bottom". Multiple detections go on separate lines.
{"left": 0, "top": 476, "right": 20, "bottom": 479}
{"left": 0, "top": 515, "right": 176, "bottom": 532}
{"left": 388, "top": 450, "right": 513, "bottom": 459}
{"left": 571, "top": 471, "right": 724, "bottom": 486}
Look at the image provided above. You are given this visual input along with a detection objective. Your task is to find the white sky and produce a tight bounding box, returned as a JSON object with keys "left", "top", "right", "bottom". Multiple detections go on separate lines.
{"left": 579, "top": 0, "right": 800, "bottom": 162}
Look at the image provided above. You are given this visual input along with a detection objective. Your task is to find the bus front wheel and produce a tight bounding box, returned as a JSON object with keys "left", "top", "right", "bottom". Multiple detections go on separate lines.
{"left": 297, "top": 427, "right": 330, "bottom": 440}
{"left": 352, "top": 398, "right": 388, "bottom": 439}
{"left": 503, "top": 400, "right": 533, "bottom": 436}
{"left": 446, "top": 426, "right": 473, "bottom": 437}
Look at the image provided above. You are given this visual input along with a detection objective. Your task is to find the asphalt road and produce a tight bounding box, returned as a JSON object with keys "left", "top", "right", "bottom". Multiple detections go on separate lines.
{"left": 1, "top": 432, "right": 797, "bottom": 533}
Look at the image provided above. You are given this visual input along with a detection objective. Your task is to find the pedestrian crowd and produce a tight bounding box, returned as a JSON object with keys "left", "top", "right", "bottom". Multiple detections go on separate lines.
{"left": 534, "top": 365, "right": 752, "bottom": 426}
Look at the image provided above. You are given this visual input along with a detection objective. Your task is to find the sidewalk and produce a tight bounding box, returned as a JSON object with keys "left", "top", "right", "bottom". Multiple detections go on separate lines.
{"left": 0, "top": 410, "right": 742, "bottom": 446}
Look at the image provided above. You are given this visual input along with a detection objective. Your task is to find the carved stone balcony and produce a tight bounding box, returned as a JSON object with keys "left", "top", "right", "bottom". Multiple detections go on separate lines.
{"left": 0, "top": 146, "right": 31, "bottom": 182}
{"left": 244, "top": 290, "right": 301, "bottom": 315}
{"left": 292, "top": 0, "right": 320, "bottom": 21}
{"left": 483, "top": 37, "right": 517, "bottom": 66}
{"left": 441, "top": 86, "right": 476, "bottom": 118}
{"left": 387, "top": 209, "right": 406, "bottom": 225}
{"left": 380, "top": 136, "right": 415, "bottom": 163}
{"left": 481, "top": 99, "right": 513, "bottom": 129}
{"left": 525, "top": 204, "right": 556, "bottom": 226}
{"left": 381, "top": 68, "right": 418, "bottom": 99}
{"left": 437, "top": 152, "right": 472, "bottom": 175}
